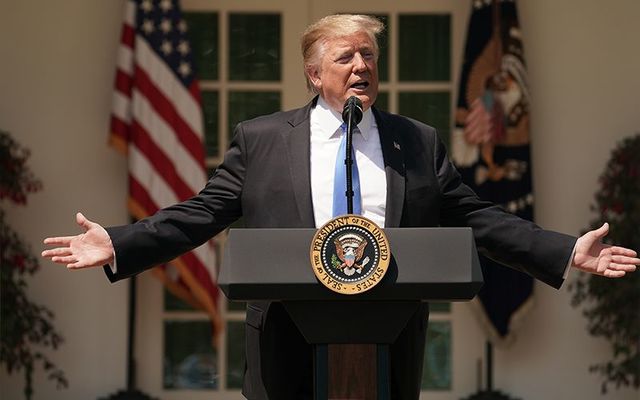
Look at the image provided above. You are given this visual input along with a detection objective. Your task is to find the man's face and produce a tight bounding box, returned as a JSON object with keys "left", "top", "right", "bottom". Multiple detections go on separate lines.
{"left": 308, "top": 32, "right": 379, "bottom": 113}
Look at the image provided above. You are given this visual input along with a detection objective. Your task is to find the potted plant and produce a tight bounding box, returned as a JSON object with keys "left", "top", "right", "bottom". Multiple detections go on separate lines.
{"left": 570, "top": 133, "right": 640, "bottom": 393}
{"left": 0, "top": 130, "right": 68, "bottom": 399}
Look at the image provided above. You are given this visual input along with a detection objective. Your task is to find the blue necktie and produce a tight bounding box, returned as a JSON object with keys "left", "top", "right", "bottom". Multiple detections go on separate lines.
{"left": 332, "top": 123, "right": 362, "bottom": 216}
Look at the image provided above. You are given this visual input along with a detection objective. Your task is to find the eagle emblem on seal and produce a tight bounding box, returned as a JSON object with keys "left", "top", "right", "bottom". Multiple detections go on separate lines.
{"left": 333, "top": 233, "right": 370, "bottom": 276}
{"left": 310, "top": 215, "right": 390, "bottom": 295}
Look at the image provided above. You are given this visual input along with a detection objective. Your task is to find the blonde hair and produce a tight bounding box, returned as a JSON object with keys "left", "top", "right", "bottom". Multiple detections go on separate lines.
{"left": 301, "top": 14, "right": 385, "bottom": 93}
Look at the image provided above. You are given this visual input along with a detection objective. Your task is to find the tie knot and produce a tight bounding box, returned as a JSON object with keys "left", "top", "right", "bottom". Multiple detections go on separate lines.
{"left": 340, "top": 123, "right": 360, "bottom": 135}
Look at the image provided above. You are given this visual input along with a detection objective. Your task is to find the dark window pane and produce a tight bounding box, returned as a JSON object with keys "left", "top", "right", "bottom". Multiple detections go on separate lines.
{"left": 184, "top": 12, "right": 218, "bottom": 80}
{"left": 228, "top": 217, "right": 246, "bottom": 229}
{"left": 226, "top": 321, "right": 246, "bottom": 389}
{"left": 374, "top": 92, "right": 389, "bottom": 112}
{"left": 422, "top": 321, "right": 451, "bottom": 390}
{"left": 164, "top": 321, "right": 218, "bottom": 389}
{"left": 227, "top": 301, "right": 246, "bottom": 311}
{"left": 399, "top": 14, "right": 450, "bottom": 81}
{"left": 229, "top": 14, "right": 281, "bottom": 81}
{"left": 375, "top": 14, "right": 389, "bottom": 83}
{"left": 228, "top": 91, "right": 280, "bottom": 139}
{"left": 430, "top": 302, "right": 451, "bottom": 313}
{"left": 164, "top": 287, "right": 196, "bottom": 311}
{"left": 399, "top": 92, "right": 450, "bottom": 147}
{"left": 202, "top": 90, "right": 219, "bottom": 157}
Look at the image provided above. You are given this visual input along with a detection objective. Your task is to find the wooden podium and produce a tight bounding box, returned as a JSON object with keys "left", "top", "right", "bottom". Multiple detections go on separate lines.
{"left": 219, "top": 227, "right": 483, "bottom": 399}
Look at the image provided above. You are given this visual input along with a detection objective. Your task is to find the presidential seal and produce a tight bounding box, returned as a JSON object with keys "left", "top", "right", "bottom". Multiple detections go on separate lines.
{"left": 310, "top": 215, "right": 390, "bottom": 295}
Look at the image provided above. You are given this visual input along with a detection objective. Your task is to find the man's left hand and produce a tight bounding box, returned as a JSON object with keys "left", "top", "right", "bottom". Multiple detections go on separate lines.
{"left": 572, "top": 222, "right": 639, "bottom": 277}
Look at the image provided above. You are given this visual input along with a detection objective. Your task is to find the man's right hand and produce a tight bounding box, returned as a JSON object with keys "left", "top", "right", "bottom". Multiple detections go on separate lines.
{"left": 42, "top": 212, "right": 114, "bottom": 269}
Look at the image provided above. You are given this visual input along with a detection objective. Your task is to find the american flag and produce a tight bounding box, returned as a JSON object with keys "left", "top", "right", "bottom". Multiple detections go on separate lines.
{"left": 109, "top": 0, "right": 220, "bottom": 338}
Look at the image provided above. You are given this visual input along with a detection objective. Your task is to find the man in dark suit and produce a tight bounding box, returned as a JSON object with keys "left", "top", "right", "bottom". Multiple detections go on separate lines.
{"left": 43, "top": 14, "right": 638, "bottom": 400}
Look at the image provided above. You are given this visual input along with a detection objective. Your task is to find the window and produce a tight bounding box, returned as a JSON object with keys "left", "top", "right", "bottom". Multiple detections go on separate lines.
{"left": 161, "top": 8, "right": 282, "bottom": 395}
{"left": 375, "top": 13, "right": 452, "bottom": 147}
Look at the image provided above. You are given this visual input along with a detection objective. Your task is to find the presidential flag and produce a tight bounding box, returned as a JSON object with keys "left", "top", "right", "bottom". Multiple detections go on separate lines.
{"left": 109, "top": 0, "right": 221, "bottom": 339}
{"left": 452, "top": 0, "right": 534, "bottom": 344}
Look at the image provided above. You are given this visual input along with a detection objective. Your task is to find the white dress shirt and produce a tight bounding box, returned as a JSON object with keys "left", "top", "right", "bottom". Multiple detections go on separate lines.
{"left": 310, "top": 96, "right": 387, "bottom": 228}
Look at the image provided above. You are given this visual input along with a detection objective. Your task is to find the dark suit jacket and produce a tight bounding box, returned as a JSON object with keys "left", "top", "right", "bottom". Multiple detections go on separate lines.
{"left": 105, "top": 97, "right": 576, "bottom": 399}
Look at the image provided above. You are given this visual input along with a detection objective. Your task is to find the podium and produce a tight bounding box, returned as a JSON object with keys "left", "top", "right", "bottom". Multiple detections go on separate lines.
{"left": 219, "top": 227, "right": 483, "bottom": 399}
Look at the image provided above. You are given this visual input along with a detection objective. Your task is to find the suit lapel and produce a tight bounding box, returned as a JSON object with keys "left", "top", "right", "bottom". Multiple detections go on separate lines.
{"left": 280, "top": 101, "right": 406, "bottom": 228}
{"left": 282, "top": 99, "right": 316, "bottom": 227}
{"left": 374, "top": 108, "right": 406, "bottom": 228}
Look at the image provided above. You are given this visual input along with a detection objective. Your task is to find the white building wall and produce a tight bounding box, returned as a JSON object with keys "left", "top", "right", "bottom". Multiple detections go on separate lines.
{"left": 0, "top": 1, "right": 130, "bottom": 399}
{"left": 0, "top": 0, "right": 638, "bottom": 399}
{"left": 494, "top": 0, "right": 640, "bottom": 398}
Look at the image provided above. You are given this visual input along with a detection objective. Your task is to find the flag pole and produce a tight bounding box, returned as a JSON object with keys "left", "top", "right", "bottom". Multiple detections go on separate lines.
{"left": 486, "top": 341, "right": 493, "bottom": 392}
{"left": 460, "top": 341, "right": 517, "bottom": 400}
{"left": 99, "top": 276, "right": 156, "bottom": 400}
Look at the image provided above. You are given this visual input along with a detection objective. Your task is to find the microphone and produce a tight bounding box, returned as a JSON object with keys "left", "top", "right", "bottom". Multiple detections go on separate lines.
{"left": 340, "top": 96, "right": 362, "bottom": 215}
{"left": 342, "top": 96, "right": 363, "bottom": 126}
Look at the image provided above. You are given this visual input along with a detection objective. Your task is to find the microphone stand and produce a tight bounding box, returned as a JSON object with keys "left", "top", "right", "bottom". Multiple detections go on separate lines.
{"left": 344, "top": 109, "right": 356, "bottom": 214}
{"left": 322, "top": 97, "right": 387, "bottom": 399}
{"left": 341, "top": 96, "right": 363, "bottom": 214}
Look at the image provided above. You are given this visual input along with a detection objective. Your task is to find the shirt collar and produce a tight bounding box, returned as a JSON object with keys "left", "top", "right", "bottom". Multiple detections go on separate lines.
{"left": 312, "top": 96, "right": 375, "bottom": 141}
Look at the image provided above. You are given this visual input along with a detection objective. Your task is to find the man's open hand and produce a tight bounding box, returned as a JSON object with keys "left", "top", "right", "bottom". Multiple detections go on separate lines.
{"left": 572, "top": 223, "right": 639, "bottom": 277}
{"left": 42, "top": 212, "right": 114, "bottom": 269}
